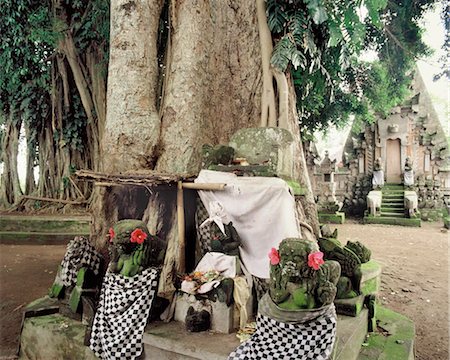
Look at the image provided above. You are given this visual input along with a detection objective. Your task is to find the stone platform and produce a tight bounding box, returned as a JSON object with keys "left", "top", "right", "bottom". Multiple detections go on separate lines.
{"left": 19, "top": 305, "right": 415, "bottom": 360}
{"left": 0, "top": 215, "right": 91, "bottom": 244}
{"left": 319, "top": 212, "right": 346, "bottom": 224}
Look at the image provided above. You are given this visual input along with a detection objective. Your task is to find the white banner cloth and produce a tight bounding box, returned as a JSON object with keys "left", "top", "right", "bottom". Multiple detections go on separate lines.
{"left": 195, "top": 170, "right": 301, "bottom": 279}
{"left": 372, "top": 170, "right": 384, "bottom": 187}
{"left": 404, "top": 170, "right": 414, "bottom": 186}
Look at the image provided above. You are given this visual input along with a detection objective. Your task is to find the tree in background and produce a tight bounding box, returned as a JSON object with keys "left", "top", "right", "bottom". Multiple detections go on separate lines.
{"left": 0, "top": 0, "right": 108, "bottom": 207}
{"left": 0, "top": 0, "right": 441, "bottom": 226}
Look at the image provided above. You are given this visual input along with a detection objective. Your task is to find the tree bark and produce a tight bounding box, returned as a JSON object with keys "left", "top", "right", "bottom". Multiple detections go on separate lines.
{"left": 0, "top": 114, "right": 22, "bottom": 207}
{"left": 102, "top": 0, "right": 164, "bottom": 172}
{"left": 93, "top": 0, "right": 321, "bottom": 299}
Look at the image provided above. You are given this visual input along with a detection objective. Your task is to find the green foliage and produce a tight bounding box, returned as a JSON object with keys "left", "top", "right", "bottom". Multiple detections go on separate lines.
{"left": 266, "top": 0, "right": 437, "bottom": 137}
{"left": 434, "top": 1, "right": 449, "bottom": 80}
{"left": 0, "top": 0, "right": 109, "bottom": 175}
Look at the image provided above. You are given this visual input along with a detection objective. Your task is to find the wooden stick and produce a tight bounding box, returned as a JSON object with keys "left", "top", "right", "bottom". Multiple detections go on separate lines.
{"left": 181, "top": 183, "right": 226, "bottom": 191}
{"left": 94, "top": 181, "right": 124, "bottom": 187}
{"left": 20, "top": 195, "right": 86, "bottom": 205}
{"left": 69, "top": 176, "right": 85, "bottom": 199}
{"left": 177, "top": 181, "right": 185, "bottom": 273}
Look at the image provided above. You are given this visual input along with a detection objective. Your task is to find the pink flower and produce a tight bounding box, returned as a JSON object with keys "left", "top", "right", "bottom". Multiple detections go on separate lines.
{"left": 108, "top": 228, "right": 115, "bottom": 243}
{"left": 308, "top": 251, "right": 324, "bottom": 270}
{"left": 268, "top": 248, "right": 280, "bottom": 265}
{"left": 130, "top": 228, "right": 147, "bottom": 244}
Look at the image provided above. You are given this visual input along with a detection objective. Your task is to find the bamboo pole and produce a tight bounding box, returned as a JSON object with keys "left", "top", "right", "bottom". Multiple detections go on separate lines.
{"left": 181, "top": 183, "right": 226, "bottom": 190}
{"left": 176, "top": 181, "right": 185, "bottom": 273}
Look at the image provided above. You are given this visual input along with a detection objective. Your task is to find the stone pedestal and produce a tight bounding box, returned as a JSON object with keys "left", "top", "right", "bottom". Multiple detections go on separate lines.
{"left": 334, "top": 260, "right": 381, "bottom": 317}
{"left": 174, "top": 292, "right": 253, "bottom": 334}
{"left": 229, "top": 127, "right": 295, "bottom": 179}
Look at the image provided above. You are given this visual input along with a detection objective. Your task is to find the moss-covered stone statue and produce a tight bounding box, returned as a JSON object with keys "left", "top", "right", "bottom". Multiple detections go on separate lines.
{"left": 318, "top": 236, "right": 371, "bottom": 299}
{"left": 268, "top": 238, "right": 341, "bottom": 310}
{"left": 108, "top": 219, "right": 166, "bottom": 277}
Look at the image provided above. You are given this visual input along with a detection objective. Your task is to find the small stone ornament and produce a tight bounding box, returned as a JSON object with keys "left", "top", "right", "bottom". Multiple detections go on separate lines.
{"left": 185, "top": 306, "right": 211, "bottom": 332}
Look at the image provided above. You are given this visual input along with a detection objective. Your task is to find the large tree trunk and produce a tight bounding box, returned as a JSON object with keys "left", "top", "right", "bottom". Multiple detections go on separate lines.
{"left": 0, "top": 114, "right": 22, "bottom": 207}
{"left": 102, "top": 0, "right": 164, "bottom": 172}
{"left": 92, "top": 0, "right": 320, "bottom": 299}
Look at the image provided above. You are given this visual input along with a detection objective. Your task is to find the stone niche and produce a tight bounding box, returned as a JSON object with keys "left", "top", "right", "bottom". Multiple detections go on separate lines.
{"left": 315, "top": 152, "right": 341, "bottom": 214}
{"left": 228, "top": 127, "right": 295, "bottom": 180}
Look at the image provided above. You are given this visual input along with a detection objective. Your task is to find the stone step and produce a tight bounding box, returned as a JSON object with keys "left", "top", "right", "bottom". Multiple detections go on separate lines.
{"left": 334, "top": 309, "right": 369, "bottom": 360}
{"left": 0, "top": 215, "right": 91, "bottom": 233}
{"left": 0, "top": 231, "right": 89, "bottom": 245}
{"left": 363, "top": 216, "right": 421, "bottom": 227}
{"left": 380, "top": 212, "right": 406, "bottom": 218}
{"left": 380, "top": 208, "right": 405, "bottom": 214}
{"left": 381, "top": 193, "right": 404, "bottom": 198}
{"left": 144, "top": 309, "right": 369, "bottom": 360}
{"left": 20, "top": 309, "right": 369, "bottom": 360}
{"left": 318, "top": 212, "right": 345, "bottom": 224}
{"left": 0, "top": 215, "right": 91, "bottom": 245}
{"left": 381, "top": 202, "right": 404, "bottom": 208}
{"left": 357, "top": 306, "right": 415, "bottom": 360}
{"left": 380, "top": 202, "right": 404, "bottom": 207}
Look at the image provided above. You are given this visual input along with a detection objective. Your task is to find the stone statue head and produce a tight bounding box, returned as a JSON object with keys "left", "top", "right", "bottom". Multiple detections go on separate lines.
{"left": 374, "top": 157, "right": 383, "bottom": 171}
{"left": 277, "top": 238, "right": 320, "bottom": 278}
{"left": 108, "top": 219, "right": 166, "bottom": 276}
{"left": 269, "top": 238, "right": 340, "bottom": 309}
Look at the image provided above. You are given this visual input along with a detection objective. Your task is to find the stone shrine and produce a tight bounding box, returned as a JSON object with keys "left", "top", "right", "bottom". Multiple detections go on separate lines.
{"left": 311, "top": 70, "right": 449, "bottom": 225}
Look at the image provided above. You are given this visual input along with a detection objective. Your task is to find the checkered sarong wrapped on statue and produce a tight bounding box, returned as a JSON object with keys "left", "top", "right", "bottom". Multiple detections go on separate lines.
{"left": 89, "top": 267, "right": 159, "bottom": 360}
{"left": 227, "top": 293, "right": 337, "bottom": 360}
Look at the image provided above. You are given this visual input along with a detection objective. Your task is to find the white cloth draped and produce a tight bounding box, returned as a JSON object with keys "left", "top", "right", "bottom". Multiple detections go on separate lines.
{"left": 195, "top": 170, "right": 301, "bottom": 279}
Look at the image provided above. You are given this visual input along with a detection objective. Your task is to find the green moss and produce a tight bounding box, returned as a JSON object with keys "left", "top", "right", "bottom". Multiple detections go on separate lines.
{"left": 285, "top": 180, "right": 307, "bottom": 195}
{"left": 444, "top": 217, "right": 450, "bottom": 229}
{"left": 363, "top": 216, "right": 421, "bottom": 227}
{"left": 0, "top": 217, "right": 90, "bottom": 233}
{"left": 358, "top": 306, "right": 415, "bottom": 360}
{"left": 361, "top": 277, "right": 380, "bottom": 296}
{"left": 420, "top": 209, "right": 444, "bottom": 222}
{"left": 360, "top": 260, "right": 381, "bottom": 273}
{"left": 319, "top": 212, "right": 345, "bottom": 224}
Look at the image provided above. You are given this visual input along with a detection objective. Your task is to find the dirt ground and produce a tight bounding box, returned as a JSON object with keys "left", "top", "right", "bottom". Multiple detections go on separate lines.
{"left": 0, "top": 221, "right": 448, "bottom": 359}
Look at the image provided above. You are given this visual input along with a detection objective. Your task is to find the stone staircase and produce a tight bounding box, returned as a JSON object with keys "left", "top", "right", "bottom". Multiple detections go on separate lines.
{"left": 381, "top": 184, "right": 406, "bottom": 218}
{"left": 364, "top": 184, "right": 421, "bottom": 227}
{"left": 0, "top": 215, "right": 91, "bottom": 244}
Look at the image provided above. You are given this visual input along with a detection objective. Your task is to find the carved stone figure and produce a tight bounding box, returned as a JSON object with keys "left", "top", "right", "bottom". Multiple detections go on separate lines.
{"left": 108, "top": 219, "right": 166, "bottom": 277}
{"left": 210, "top": 222, "right": 241, "bottom": 256}
{"left": 372, "top": 157, "right": 384, "bottom": 188}
{"left": 404, "top": 157, "right": 414, "bottom": 186}
{"left": 269, "top": 238, "right": 340, "bottom": 310}
{"left": 318, "top": 236, "right": 372, "bottom": 299}
{"left": 345, "top": 241, "right": 371, "bottom": 264}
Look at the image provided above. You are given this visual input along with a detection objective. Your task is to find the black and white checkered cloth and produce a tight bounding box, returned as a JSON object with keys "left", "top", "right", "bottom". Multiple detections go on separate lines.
{"left": 59, "top": 236, "right": 101, "bottom": 286}
{"left": 196, "top": 198, "right": 212, "bottom": 255}
{"left": 228, "top": 305, "right": 336, "bottom": 360}
{"left": 89, "top": 267, "right": 159, "bottom": 360}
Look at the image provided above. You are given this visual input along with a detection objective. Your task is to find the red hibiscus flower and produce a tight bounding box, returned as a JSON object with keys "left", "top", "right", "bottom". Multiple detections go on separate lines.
{"left": 268, "top": 247, "right": 280, "bottom": 266}
{"left": 308, "top": 251, "right": 324, "bottom": 270}
{"left": 108, "top": 227, "right": 115, "bottom": 243}
{"left": 130, "top": 228, "right": 148, "bottom": 244}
